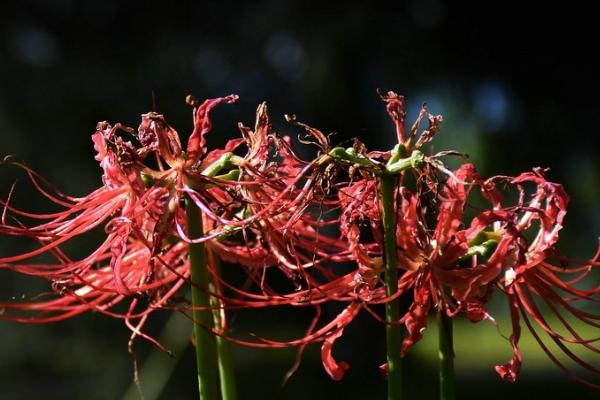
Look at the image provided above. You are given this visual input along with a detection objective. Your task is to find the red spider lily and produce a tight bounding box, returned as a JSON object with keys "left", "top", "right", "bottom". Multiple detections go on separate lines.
{"left": 388, "top": 164, "right": 600, "bottom": 386}
{"left": 486, "top": 169, "right": 600, "bottom": 387}
{"left": 0, "top": 94, "right": 264, "bottom": 338}
{"left": 402, "top": 165, "right": 600, "bottom": 386}
{"left": 378, "top": 94, "right": 600, "bottom": 385}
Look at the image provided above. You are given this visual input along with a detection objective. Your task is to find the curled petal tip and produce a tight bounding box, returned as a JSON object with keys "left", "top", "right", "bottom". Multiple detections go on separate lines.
{"left": 377, "top": 88, "right": 402, "bottom": 102}
{"left": 321, "top": 328, "right": 350, "bottom": 381}
{"left": 185, "top": 94, "right": 199, "bottom": 107}
{"left": 378, "top": 362, "right": 389, "bottom": 377}
{"left": 494, "top": 362, "right": 520, "bottom": 383}
{"left": 224, "top": 94, "right": 239, "bottom": 104}
{"left": 326, "top": 360, "right": 350, "bottom": 381}
{"left": 1, "top": 155, "right": 16, "bottom": 164}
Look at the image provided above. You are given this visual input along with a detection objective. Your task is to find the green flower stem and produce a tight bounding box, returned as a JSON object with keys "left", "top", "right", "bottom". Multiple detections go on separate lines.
{"left": 437, "top": 310, "right": 455, "bottom": 400}
{"left": 202, "top": 153, "right": 232, "bottom": 177}
{"left": 209, "top": 255, "right": 238, "bottom": 400}
{"left": 328, "top": 146, "right": 423, "bottom": 176}
{"left": 185, "top": 197, "right": 219, "bottom": 400}
{"left": 380, "top": 174, "right": 403, "bottom": 400}
{"left": 386, "top": 150, "right": 424, "bottom": 175}
{"left": 197, "top": 150, "right": 241, "bottom": 400}
{"left": 328, "top": 146, "right": 377, "bottom": 168}
{"left": 386, "top": 143, "right": 407, "bottom": 166}
{"left": 214, "top": 169, "right": 240, "bottom": 181}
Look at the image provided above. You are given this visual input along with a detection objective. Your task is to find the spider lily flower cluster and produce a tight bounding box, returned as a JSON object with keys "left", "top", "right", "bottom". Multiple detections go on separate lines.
{"left": 1, "top": 91, "right": 599, "bottom": 388}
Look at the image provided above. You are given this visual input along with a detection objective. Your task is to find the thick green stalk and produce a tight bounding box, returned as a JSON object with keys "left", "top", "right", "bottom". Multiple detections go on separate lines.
{"left": 437, "top": 310, "right": 455, "bottom": 400}
{"left": 210, "top": 256, "right": 238, "bottom": 400}
{"left": 185, "top": 197, "right": 219, "bottom": 400}
{"left": 380, "top": 174, "right": 403, "bottom": 400}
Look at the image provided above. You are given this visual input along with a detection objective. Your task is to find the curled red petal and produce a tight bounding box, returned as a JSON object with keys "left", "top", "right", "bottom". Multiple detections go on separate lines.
{"left": 401, "top": 280, "right": 431, "bottom": 355}
{"left": 321, "top": 328, "right": 350, "bottom": 381}
{"left": 379, "top": 90, "right": 406, "bottom": 145}
{"left": 495, "top": 290, "right": 522, "bottom": 382}
{"left": 186, "top": 94, "right": 239, "bottom": 166}
{"left": 434, "top": 163, "right": 479, "bottom": 248}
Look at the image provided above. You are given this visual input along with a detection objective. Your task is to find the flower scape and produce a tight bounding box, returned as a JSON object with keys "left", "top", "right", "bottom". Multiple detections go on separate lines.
{"left": 1, "top": 91, "right": 599, "bottom": 394}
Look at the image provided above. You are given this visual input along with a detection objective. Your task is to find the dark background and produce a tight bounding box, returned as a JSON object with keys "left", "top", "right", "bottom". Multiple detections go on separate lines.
{"left": 1, "top": 1, "right": 599, "bottom": 399}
